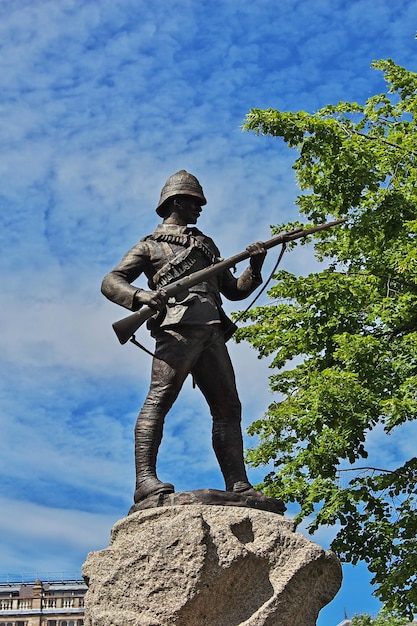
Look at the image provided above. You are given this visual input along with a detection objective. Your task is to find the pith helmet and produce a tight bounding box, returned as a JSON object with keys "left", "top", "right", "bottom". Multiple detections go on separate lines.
{"left": 156, "top": 170, "right": 207, "bottom": 216}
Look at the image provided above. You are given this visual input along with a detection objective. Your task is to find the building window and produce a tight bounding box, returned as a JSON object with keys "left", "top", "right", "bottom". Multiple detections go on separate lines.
{"left": 46, "top": 621, "right": 57, "bottom": 626}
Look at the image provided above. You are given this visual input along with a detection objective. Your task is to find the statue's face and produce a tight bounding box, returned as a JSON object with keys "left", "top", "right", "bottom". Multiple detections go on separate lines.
{"left": 175, "top": 196, "right": 203, "bottom": 224}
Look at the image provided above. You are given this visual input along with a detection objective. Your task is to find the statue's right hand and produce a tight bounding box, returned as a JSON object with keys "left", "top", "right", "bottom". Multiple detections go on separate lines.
{"left": 134, "top": 289, "right": 167, "bottom": 311}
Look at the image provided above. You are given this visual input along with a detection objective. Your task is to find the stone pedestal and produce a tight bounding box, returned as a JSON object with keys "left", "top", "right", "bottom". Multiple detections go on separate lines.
{"left": 82, "top": 496, "right": 341, "bottom": 626}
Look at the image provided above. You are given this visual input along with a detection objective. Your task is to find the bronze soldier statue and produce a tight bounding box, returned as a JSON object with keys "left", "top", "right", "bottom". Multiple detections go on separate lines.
{"left": 101, "top": 170, "right": 267, "bottom": 504}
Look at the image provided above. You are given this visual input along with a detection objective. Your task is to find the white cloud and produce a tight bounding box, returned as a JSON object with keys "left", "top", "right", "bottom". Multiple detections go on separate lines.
{"left": 0, "top": 495, "right": 116, "bottom": 575}
{"left": 364, "top": 421, "right": 417, "bottom": 470}
{"left": 0, "top": 3, "right": 416, "bottom": 622}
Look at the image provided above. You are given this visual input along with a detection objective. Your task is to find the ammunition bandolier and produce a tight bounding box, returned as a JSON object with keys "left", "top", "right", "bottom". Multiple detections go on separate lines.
{"left": 146, "top": 228, "right": 218, "bottom": 288}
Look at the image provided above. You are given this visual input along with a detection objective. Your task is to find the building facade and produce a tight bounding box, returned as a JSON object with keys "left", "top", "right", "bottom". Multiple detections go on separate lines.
{"left": 0, "top": 578, "right": 86, "bottom": 626}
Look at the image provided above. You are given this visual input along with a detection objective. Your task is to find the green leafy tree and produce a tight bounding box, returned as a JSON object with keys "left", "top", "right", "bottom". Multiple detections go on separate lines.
{"left": 237, "top": 59, "right": 417, "bottom": 617}
{"left": 351, "top": 608, "right": 415, "bottom": 625}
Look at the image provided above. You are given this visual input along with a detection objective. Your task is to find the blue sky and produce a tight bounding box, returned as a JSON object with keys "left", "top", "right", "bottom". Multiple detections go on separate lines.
{"left": 0, "top": 0, "right": 416, "bottom": 623}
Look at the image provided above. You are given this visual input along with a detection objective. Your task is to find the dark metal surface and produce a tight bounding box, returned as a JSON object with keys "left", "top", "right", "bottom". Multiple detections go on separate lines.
{"left": 101, "top": 175, "right": 344, "bottom": 509}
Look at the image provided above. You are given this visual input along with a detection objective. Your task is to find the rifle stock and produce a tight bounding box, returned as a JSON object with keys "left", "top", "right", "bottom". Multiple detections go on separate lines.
{"left": 112, "top": 308, "right": 158, "bottom": 344}
{"left": 112, "top": 218, "right": 346, "bottom": 344}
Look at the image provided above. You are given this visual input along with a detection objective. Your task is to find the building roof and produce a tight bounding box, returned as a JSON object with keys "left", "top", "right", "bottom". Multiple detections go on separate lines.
{"left": 0, "top": 578, "right": 86, "bottom": 597}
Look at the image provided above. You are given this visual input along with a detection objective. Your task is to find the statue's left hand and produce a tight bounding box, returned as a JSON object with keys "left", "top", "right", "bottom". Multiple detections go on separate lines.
{"left": 246, "top": 241, "right": 267, "bottom": 274}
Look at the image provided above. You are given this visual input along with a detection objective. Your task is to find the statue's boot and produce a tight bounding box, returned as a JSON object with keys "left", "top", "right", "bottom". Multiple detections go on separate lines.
{"left": 230, "top": 480, "right": 265, "bottom": 498}
{"left": 213, "top": 421, "right": 264, "bottom": 498}
{"left": 134, "top": 417, "right": 174, "bottom": 503}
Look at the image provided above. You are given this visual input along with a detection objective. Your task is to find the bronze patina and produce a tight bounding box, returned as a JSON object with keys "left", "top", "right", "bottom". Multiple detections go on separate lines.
{"left": 101, "top": 171, "right": 267, "bottom": 505}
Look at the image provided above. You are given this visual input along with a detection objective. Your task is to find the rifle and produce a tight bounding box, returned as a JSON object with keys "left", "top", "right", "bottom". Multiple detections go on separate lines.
{"left": 112, "top": 218, "right": 346, "bottom": 344}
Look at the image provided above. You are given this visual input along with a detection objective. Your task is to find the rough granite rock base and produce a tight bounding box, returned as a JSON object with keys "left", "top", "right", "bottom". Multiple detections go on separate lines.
{"left": 82, "top": 498, "right": 342, "bottom": 626}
